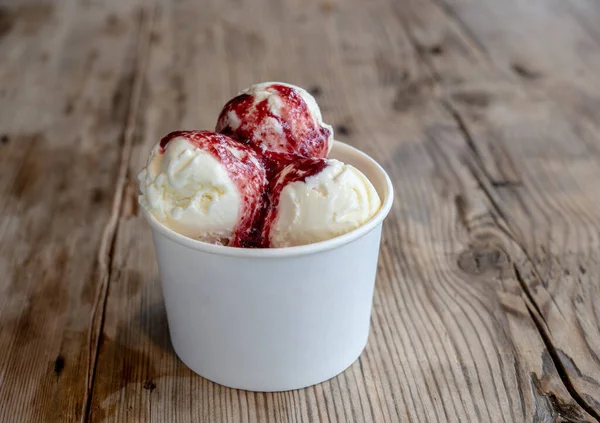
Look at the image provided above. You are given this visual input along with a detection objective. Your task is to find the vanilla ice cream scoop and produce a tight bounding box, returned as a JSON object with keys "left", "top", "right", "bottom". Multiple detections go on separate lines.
{"left": 138, "top": 131, "right": 267, "bottom": 245}
{"left": 264, "top": 158, "right": 382, "bottom": 248}
{"left": 216, "top": 82, "right": 333, "bottom": 158}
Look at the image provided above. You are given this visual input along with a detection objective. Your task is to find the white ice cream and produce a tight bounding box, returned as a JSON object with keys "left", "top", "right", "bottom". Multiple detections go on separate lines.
{"left": 243, "top": 82, "right": 332, "bottom": 136}
{"left": 138, "top": 136, "right": 241, "bottom": 242}
{"left": 269, "top": 159, "right": 381, "bottom": 248}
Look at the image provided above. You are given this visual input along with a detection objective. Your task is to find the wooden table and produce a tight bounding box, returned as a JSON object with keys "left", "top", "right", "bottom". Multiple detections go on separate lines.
{"left": 1, "top": 0, "right": 600, "bottom": 421}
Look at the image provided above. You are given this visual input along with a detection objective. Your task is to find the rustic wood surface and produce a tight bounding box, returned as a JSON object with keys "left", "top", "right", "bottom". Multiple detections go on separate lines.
{"left": 1, "top": 0, "right": 599, "bottom": 421}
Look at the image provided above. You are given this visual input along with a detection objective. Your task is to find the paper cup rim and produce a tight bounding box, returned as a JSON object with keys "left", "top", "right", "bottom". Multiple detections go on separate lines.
{"left": 141, "top": 141, "right": 394, "bottom": 258}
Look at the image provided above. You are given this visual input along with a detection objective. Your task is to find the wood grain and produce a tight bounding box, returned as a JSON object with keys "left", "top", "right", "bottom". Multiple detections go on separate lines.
{"left": 87, "top": 0, "right": 598, "bottom": 421}
{"left": 399, "top": 0, "right": 600, "bottom": 415}
{"left": 0, "top": 0, "right": 599, "bottom": 422}
{"left": 0, "top": 1, "right": 147, "bottom": 422}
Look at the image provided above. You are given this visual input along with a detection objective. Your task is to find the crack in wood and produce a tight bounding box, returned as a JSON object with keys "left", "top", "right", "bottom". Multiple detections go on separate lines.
{"left": 531, "top": 373, "right": 589, "bottom": 423}
{"left": 451, "top": 105, "right": 600, "bottom": 420}
{"left": 394, "top": 3, "right": 600, "bottom": 417}
{"left": 513, "top": 264, "right": 547, "bottom": 326}
{"left": 81, "top": 6, "right": 156, "bottom": 423}
{"left": 443, "top": 101, "right": 518, "bottom": 234}
{"left": 454, "top": 104, "right": 600, "bottom": 421}
{"left": 527, "top": 307, "right": 600, "bottom": 422}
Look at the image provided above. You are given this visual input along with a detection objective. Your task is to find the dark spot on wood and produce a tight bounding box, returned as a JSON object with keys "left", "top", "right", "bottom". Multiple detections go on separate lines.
{"left": 0, "top": 7, "right": 14, "bottom": 37}
{"left": 63, "top": 101, "right": 74, "bottom": 115}
{"left": 375, "top": 54, "right": 409, "bottom": 86}
{"left": 454, "top": 194, "right": 469, "bottom": 229}
{"left": 150, "top": 30, "right": 161, "bottom": 44}
{"left": 579, "top": 265, "right": 586, "bottom": 275}
{"left": 490, "top": 180, "right": 522, "bottom": 188}
{"left": 105, "top": 13, "right": 126, "bottom": 36}
{"left": 143, "top": 380, "right": 156, "bottom": 392}
{"left": 308, "top": 85, "right": 322, "bottom": 97}
{"left": 564, "top": 268, "right": 570, "bottom": 276}
{"left": 40, "top": 51, "right": 49, "bottom": 63}
{"left": 57, "top": 179, "right": 67, "bottom": 192}
{"left": 393, "top": 78, "right": 432, "bottom": 112}
{"left": 457, "top": 245, "right": 509, "bottom": 276}
{"left": 511, "top": 63, "right": 541, "bottom": 80}
{"left": 106, "top": 14, "right": 118, "bottom": 27}
{"left": 336, "top": 124, "right": 351, "bottom": 136}
{"left": 1, "top": 134, "right": 9, "bottom": 144}
{"left": 91, "top": 188, "right": 105, "bottom": 204}
{"left": 111, "top": 72, "right": 135, "bottom": 121}
{"left": 451, "top": 91, "right": 491, "bottom": 108}
{"left": 321, "top": 0, "right": 335, "bottom": 13}
{"left": 429, "top": 44, "right": 443, "bottom": 55}
{"left": 54, "top": 355, "right": 65, "bottom": 376}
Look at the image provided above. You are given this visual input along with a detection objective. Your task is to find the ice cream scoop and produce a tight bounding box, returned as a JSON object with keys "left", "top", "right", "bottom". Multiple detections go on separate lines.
{"left": 216, "top": 82, "right": 333, "bottom": 158}
{"left": 138, "top": 130, "right": 267, "bottom": 245}
{"left": 264, "top": 158, "right": 382, "bottom": 248}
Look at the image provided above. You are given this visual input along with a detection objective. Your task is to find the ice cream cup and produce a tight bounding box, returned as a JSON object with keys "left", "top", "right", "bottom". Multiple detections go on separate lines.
{"left": 142, "top": 141, "right": 394, "bottom": 392}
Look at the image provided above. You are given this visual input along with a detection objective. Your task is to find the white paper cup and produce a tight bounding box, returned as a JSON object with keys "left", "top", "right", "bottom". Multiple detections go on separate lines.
{"left": 142, "top": 141, "right": 394, "bottom": 391}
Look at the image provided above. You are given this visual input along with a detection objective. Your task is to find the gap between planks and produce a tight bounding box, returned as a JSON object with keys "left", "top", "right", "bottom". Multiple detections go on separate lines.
{"left": 81, "top": 6, "right": 157, "bottom": 423}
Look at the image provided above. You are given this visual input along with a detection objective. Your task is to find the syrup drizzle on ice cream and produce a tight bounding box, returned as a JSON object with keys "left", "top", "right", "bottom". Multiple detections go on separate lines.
{"left": 139, "top": 82, "right": 380, "bottom": 248}
{"left": 216, "top": 83, "right": 332, "bottom": 158}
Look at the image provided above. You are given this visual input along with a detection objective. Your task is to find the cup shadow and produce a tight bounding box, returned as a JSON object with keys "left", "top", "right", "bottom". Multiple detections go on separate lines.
{"left": 134, "top": 289, "right": 175, "bottom": 354}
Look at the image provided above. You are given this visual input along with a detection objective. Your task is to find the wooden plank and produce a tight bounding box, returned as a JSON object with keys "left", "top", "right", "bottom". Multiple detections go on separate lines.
{"left": 390, "top": 0, "right": 600, "bottom": 417}
{"left": 455, "top": 89, "right": 600, "bottom": 417}
{"left": 432, "top": 0, "right": 600, "bottom": 86}
{"left": 88, "top": 0, "right": 596, "bottom": 421}
{"left": 0, "top": 1, "right": 144, "bottom": 422}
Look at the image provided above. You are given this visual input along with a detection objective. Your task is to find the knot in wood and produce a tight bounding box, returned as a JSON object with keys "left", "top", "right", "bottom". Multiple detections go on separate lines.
{"left": 457, "top": 246, "right": 509, "bottom": 276}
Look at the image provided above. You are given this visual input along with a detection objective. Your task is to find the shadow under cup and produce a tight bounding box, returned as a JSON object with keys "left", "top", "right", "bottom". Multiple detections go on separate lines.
{"left": 143, "top": 141, "right": 394, "bottom": 392}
